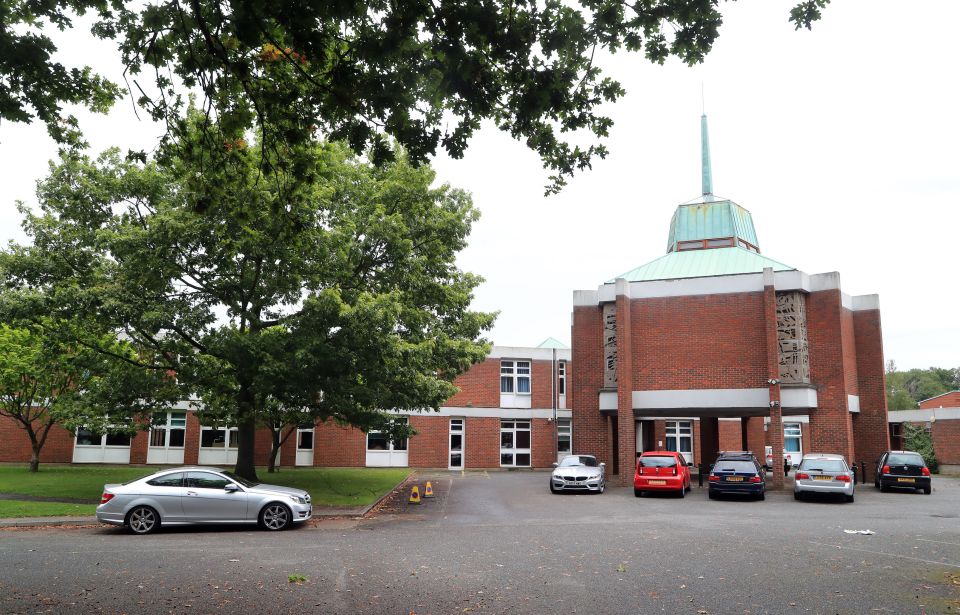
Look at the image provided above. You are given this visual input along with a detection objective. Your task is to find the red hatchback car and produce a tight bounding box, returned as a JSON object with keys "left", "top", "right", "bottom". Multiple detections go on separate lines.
{"left": 634, "top": 451, "right": 692, "bottom": 497}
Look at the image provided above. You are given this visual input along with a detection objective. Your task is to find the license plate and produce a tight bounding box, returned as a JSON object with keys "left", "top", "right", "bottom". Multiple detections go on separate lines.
{"left": 725, "top": 476, "right": 744, "bottom": 482}
{"left": 648, "top": 480, "right": 666, "bottom": 485}
{"left": 813, "top": 475, "right": 832, "bottom": 481}
{"left": 571, "top": 481, "right": 585, "bottom": 486}
{"left": 897, "top": 477, "right": 915, "bottom": 483}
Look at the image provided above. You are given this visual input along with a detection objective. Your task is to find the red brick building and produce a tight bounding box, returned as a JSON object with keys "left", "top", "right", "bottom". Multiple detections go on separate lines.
{"left": 0, "top": 342, "right": 572, "bottom": 471}
{"left": 889, "top": 391, "right": 960, "bottom": 472}
{"left": 571, "top": 115, "right": 890, "bottom": 487}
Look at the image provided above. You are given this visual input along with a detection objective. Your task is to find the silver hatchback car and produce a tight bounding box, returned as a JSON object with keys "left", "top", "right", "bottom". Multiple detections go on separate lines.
{"left": 97, "top": 467, "right": 312, "bottom": 534}
{"left": 793, "top": 454, "right": 855, "bottom": 502}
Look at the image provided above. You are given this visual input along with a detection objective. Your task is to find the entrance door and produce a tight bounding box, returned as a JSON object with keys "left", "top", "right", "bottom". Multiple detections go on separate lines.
{"left": 295, "top": 428, "right": 314, "bottom": 467}
{"left": 665, "top": 420, "right": 693, "bottom": 465}
{"left": 500, "top": 420, "right": 531, "bottom": 467}
{"left": 449, "top": 418, "right": 464, "bottom": 469}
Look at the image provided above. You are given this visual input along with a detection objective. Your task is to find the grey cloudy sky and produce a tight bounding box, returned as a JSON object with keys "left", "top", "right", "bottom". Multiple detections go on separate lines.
{"left": 1, "top": 0, "right": 957, "bottom": 370}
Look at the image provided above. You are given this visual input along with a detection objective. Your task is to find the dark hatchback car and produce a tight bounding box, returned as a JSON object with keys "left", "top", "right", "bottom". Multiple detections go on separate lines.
{"left": 875, "top": 450, "right": 932, "bottom": 494}
{"left": 708, "top": 452, "right": 766, "bottom": 500}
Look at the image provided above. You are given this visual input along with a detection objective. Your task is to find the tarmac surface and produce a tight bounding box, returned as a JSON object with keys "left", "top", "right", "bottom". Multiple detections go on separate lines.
{"left": 2, "top": 471, "right": 959, "bottom": 614}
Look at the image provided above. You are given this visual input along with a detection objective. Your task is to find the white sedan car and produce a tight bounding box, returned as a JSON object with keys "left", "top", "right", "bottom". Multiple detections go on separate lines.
{"left": 550, "top": 455, "right": 606, "bottom": 494}
{"left": 97, "top": 467, "right": 312, "bottom": 534}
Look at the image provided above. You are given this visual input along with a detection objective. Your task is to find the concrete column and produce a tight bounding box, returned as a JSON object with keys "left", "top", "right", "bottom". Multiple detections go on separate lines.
{"left": 740, "top": 417, "right": 750, "bottom": 451}
{"left": 763, "top": 268, "right": 785, "bottom": 489}
{"left": 615, "top": 279, "right": 636, "bottom": 486}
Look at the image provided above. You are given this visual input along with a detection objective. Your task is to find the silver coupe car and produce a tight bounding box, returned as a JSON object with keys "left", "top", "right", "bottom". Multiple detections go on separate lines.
{"left": 550, "top": 454, "right": 605, "bottom": 493}
{"left": 96, "top": 467, "right": 312, "bottom": 534}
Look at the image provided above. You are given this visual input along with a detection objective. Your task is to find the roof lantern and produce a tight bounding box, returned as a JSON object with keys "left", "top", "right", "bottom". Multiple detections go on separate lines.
{"left": 665, "top": 115, "right": 761, "bottom": 255}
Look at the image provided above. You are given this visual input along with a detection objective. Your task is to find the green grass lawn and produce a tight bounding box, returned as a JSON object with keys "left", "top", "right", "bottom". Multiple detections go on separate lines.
{"left": 0, "top": 465, "right": 410, "bottom": 512}
{"left": 0, "top": 500, "right": 97, "bottom": 518}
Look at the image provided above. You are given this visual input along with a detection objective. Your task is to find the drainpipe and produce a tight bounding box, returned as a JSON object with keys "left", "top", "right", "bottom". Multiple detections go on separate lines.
{"left": 552, "top": 348, "right": 557, "bottom": 463}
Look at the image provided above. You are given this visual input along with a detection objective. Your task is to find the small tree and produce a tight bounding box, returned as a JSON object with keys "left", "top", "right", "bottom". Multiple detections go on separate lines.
{"left": 0, "top": 322, "right": 176, "bottom": 471}
{"left": 902, "top": 423, "right": 938, "bottom": 474}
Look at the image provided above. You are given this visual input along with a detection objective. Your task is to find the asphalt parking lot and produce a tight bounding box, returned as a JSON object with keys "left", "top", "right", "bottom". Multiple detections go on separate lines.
{"left": 2, "top": 471, "right": 959, "bottom": 614}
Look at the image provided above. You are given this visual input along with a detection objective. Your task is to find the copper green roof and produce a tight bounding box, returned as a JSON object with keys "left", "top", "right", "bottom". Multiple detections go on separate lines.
{"left": 666, "top": 199, "right": 759, "bottom": 253}
{"left": 536, "top": 337, "right": 570, "bottom": 349}
{"left": 609, "top": 246, "right": 794, "bottom": 283}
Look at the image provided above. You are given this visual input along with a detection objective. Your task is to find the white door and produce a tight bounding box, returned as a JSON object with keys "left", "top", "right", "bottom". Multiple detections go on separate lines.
{"left": 295, "top": 428, "right": 315, "bottom": 467}
{"left": 147, "top": 411, "right": 187, "bottom": 464}
{"left": 500, "top": 420, "right": 531, "bottom": 467}
{"left": 665, "top": 420, "right": 693, "bottom": 465}
{"left": 449, "top": 418, "right": 464, "bottom": 470}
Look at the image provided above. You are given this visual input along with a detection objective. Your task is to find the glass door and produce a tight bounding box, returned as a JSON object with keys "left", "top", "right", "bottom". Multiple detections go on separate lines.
{"left": 665, "top": 420, "right": 693, "bottom": 465}
{"left": 449, "top": 418, "right": 464, "bottom": 469}
{"left": 500, "top": 420, "right": 531, "bottom": 467}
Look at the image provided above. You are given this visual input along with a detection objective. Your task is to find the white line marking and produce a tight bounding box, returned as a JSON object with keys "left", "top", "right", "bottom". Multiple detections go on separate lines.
{"left": 808, "top": 541, "right": 960, "bottom": 569}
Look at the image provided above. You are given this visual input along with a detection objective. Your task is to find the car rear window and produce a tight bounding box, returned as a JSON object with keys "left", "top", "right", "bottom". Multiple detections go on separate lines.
{"left": 887, "top": 453, "right": 924, "bottom": 466}
{"left": 639, "top": 456, "right": 678, "bottom": 468}
{"left": 799, "top": 459, "right": 847, "bottom": 473}
{"left": 713, "top": 461, "right": 757, "bottom": 473}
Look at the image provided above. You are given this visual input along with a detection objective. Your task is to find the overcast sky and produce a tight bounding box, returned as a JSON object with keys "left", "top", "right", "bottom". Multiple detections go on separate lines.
{"left": 1, "top": 1, "right": 957, "bottom": 370}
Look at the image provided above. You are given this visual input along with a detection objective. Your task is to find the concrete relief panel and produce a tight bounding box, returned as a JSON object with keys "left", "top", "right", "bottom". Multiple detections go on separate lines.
{"left": 602, "top": 302, "right": 617, "bottom": 388}
{"left": 776, "top": 291, "right": 811, "bottom": 383}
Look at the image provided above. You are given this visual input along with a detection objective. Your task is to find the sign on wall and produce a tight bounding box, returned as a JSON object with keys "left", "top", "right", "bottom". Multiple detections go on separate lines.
{"left": 776, "top": 292, "right": 811, "bottom": 383}
{"left": 603, "top": 302, "right": 617, "bottom": 388}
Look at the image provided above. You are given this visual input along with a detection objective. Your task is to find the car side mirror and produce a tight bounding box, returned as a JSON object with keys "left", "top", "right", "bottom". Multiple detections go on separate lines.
{"left": 599, "top": 463, "right": 606, "bottom": 468}
{"left": 552, "top": 462, "right": 558, "bottom": 468}
{"left": 224, "top": 483, "right": 240, "bottom": 493}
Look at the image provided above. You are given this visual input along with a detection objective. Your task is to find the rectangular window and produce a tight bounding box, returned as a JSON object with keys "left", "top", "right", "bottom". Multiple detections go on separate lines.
{"left": 449, "top": 418, "right": 464, "bottom": 469}
{"left": 501, "top": 360, "right": 531, "bottom": 394}
{"left": 150, "top": 411, "right": 187, "bottom": 449}
{"left": 558, "top": 361, "right": 566, "bottom": 396}
{"left": 678, "top": 240, "right": 704, "bottom": 251}
{"left": 706, "top": 237, "right": 734, "bottom": 248}
{"left": 784, "top": 422, "right": 802, "bottom": 454}
{"left": 366, "top": 417, "right": 408, "bottom": 452}
{"left": 200, "top": 427, "right": 227, "bottom": 448}
{"left": 105, "top": 432, "right": 131, "bottom": 446}
{"left": 76, "top": 428, "right": 103, "bottom": 446}
{"left": 500, "top": 420, "right": 531, "bottom": 467}
{"left": 298, "top": 430, "right": 314, "bottom": 451}
{"left": 557, "top": 419, "right": 571, "bottom": 454}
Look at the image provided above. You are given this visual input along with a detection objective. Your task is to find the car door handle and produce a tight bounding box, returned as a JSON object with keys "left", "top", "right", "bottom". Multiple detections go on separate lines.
{"left": 186, "top": 491, "right": 198, "bottom": 496}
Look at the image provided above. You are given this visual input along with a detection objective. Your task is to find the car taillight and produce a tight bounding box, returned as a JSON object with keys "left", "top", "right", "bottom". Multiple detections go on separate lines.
{"left": 882, "top": 465, "right": 890, "bottom": 474}
{"left": 796, "top": 472, "right": 810, "bottom": 480}
{"left": 835, "top": 475, "right": 851, "bottom": 483}
{"left": 748, "top": 476, "right": 762, "bottom": 483}
{"left": 922, "top": 467, "right": 931, "bottom": 476}
{"left": 708, "top": 474, "right": 719, "bottom": 481}
{"left": 100, "top": 492, "right": 114, "bottom": 505}
{"left": 672, "top": 466, "right": 678, "bottom": 476}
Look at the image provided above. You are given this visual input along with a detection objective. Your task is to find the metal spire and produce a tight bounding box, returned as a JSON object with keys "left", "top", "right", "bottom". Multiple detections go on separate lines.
{"left": 701, "top": 113, "right": 713, "bottom": 197}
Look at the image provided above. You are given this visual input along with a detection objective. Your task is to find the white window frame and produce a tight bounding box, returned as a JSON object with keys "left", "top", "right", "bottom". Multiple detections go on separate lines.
{"left": 149, "top": 411, "right": 187, "bottom": 450}
{"left": 500, "top": 360, "right": 531, "bottom": 395}
{"left": 500, "top": 420, "right": 532, "bottom": 467}
{"left": 784, "top": 422, "right": 802, "bottom": 456}
{"left": 557, "top": 361, "right": 566, "bottom": 396}
{"left": 73, "top": 426, "right": 132, "bottom": 463}
{"left": 665, "top": 420, "right": 693, "bottom": 465}
{"left": 449, "top": 418, "right": 464, "bottom": 470}
{"left": 199, "top": 425, "right": 239, "bottom": 450}
{"left": 556, "top": 418, "right": 572, "bottom": 462}
{"left": 366, "top": 417, "right": 409, "bottom": 467}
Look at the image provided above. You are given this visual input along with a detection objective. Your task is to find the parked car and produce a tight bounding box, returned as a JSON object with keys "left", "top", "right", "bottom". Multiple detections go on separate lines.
{"left": 550, "top": 455, "right": 605, "bottom": 494}
{"left": 708, "top": 451, "right": 766, "bottom": 500}
{"left": 793, "top": 453, "right": 855, "bottom": 502}
{"left": 874, "top": 451, "right": 932, "bottom": 494}
{"left": 96, "top": 467, "right": 313, "bottom": 534}
{"left": 633, "top": 451, "right": 691, "bottom": 498}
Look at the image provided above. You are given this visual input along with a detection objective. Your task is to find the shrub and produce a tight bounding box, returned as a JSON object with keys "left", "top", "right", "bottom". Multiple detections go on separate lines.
{"left": 902, "top": 423, "right": 939, "bottom": 474}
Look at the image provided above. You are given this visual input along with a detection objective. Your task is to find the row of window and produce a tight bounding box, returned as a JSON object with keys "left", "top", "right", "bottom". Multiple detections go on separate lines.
{"left": 500, "top": 359, "right": 567, "bottom": 395}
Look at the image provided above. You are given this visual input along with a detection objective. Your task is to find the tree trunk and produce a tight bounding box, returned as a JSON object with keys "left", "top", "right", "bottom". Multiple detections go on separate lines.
{"left": 233, "top": 385, "right": 259, "bottom": 482}
{"left": 268, "top": 428, "right": 281, "bottom": 473}
{"left": 29, "top": 449, "right": 40, "bottom": 472}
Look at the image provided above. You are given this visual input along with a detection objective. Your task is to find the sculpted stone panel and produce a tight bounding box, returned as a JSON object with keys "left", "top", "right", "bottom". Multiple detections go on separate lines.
{"left": 776, "top": 291, "right": 810, "bottom": 383}
{"left": 602, "top": 302, "right": 617, "bottom": 388}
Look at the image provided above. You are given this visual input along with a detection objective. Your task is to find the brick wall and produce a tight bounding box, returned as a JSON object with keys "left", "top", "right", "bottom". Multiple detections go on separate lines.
{"left": 920, "top": 392, "right": 960, "bottom": 409}
{"left": 718, "top": 420, "right": 741, "bottom": 452}
{"left": 571, "top": 305, "right": 611, "bottom": 466}
{"left": 532, "top": 418, "right": 556, "bottom": 469}
{"left": 313, "top": 420, "right": 366, "bottom": 467}
{"left": 0, "top": 415, "right": 75, "bottom": 463}
{"left": 447, "top": 359, "right": 500, "bottom": 408}
{"left": 851, "top": 308, "right": 890, "bottom": 480}
{"left": 408, "top": 415, "right": 449, "bottom": 468}
{"left": 931, "top": 420, "right": 960, "bottom": 465}
{"left": 630, "top": 293, "right": 767, "bottom": 390}
{"left": 465, "top": 417, "right": 501, "bottom": 468}
{"left": 840, "top": 309, "right": 860, "bottom": 396}
{"left": 806, "top": 289, "right": 855, "bottom": 463}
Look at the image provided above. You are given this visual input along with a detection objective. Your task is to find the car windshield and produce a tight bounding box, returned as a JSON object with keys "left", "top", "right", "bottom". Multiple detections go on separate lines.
{"left": 887, "top": 453, "right": 924, "bottom": 466}
{"left": 799, "top": 459, "right": 847, "bottom": 472}
{"left": 221, "top": 471, "right": 260, "bottom": 487}
{"left": 713, "top": 461, "right": 757, "bottom": 473}
{"left": 639, "top": 456, "right": 678, "bottom": 468}
{"left": 559, "top": 456, "right": 597, "bottom": 468}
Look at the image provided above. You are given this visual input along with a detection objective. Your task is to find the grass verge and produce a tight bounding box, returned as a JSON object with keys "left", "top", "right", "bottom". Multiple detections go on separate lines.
{"left": 0, "top": 500, "right": 97, "bottom": 518}
{"left": 0, "top": 465, "right": 411, "bottom": 511}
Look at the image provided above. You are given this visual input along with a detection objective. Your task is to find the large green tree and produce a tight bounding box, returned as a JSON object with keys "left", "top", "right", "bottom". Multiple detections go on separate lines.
{"left": 2, "top": 0, "right": 828, "bottom": 191}
{"left": 886, "top": 361, "right": 960, "bottom": 411}
{"left": 4, "top": 113, "right": 494, "bottom": 481}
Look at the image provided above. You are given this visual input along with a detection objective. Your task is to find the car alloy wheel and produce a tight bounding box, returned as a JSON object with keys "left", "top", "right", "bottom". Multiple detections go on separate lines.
{"left": 260, "top": 503, "right": 292, "bottom": 531}
{"left": 127, "top": 506, "right": 159, "bottom": 535}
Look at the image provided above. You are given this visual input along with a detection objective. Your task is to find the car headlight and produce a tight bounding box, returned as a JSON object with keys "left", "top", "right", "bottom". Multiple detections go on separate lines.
{"left": 289, "top": 495, "right": 307, "bottom": 505}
